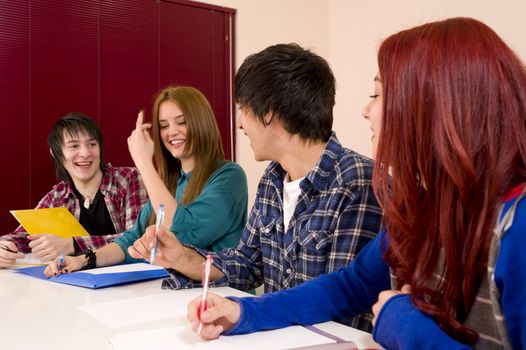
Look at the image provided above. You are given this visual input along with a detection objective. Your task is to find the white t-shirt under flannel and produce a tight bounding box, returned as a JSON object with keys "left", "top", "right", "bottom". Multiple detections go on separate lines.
{"left": 283, "top": 175, "right": 304, "bottom": 232}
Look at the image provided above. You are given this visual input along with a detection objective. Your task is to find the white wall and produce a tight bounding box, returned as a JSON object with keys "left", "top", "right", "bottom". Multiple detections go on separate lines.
{"left": 330, "top": 0, "right": 526, "bottom": 158}
{"left": 205, "top": 0, "right": 526, "bottom": 208}
{"left": 204, "top": 0, "right": 330, "bottom": 209}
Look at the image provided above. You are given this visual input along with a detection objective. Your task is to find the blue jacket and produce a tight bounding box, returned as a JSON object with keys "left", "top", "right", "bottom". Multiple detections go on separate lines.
{"left": 227, "top": 194, "right": 526, "bottom": 349}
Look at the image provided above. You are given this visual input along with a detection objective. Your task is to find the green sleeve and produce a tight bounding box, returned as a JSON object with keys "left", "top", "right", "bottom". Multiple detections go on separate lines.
{"left": 113, "top": 200, "right": 153, "bottom": 263}
{"left": 171, "top": 162, "right": 248, "bottom": 250}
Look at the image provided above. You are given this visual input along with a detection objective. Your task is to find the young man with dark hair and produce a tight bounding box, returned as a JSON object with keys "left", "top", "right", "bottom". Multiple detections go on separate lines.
{"left": 129, "top": 43, "right": 383, "bottom": 332}
{"left": 0, "top": 112, "right": 147, "bottom": 268}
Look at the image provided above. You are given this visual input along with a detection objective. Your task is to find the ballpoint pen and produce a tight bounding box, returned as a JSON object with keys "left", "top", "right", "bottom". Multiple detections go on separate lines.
{"left": 57, "top": 253, "right": 64, "bottom": 271}
{"left": 149, "top": 204, "right": 165, "bottom": 264}
{"left": 197, "top": 254, "right": 213, "bottom": 335}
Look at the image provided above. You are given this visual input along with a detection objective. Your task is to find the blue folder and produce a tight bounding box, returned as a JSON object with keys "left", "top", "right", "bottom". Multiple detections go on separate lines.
{"left": 16, "top": 263, "right": 169, "bottom": 289}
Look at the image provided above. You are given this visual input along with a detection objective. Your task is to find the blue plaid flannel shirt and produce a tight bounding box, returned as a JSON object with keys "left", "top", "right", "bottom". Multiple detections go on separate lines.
{"left": 162, "top": 133, "right": 383, "bottom": 331}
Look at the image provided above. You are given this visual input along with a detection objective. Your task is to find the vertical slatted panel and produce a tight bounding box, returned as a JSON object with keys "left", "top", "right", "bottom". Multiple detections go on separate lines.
{"left": 100, "top": 0, "right": 158, "bottom": 166}
{"left": 160, "top": 3, "right": 215, "bottom": 92}
{"left": 160, "top": 1, "right": 235, "bottom": 160}
{"left": 0, "top": 0, "right": 30, "bottom": 231}
{"left": 211, "top": 10, "right": 233, "bottom": 161}
{"left": 30, "top": 0, "right": 99, "bottom": 203}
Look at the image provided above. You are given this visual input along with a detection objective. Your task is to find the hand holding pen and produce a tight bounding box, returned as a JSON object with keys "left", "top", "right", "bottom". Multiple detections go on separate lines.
{"left": 44, "top": 254, "right": 86, "bottom": 277}
{"left": 187, "top": 287, "right": 242, "bottom": 339}
{"left": 149, "top": 204, "right": 165, "bottom": 264}
{"left": 0, "top": 242, "right": 24, "bottom": 268}
{"left": 57, "top": 253, "right": 64, "bottom": 271}
{"left": 197, "top": 255, "right": 214, "bottom": 335}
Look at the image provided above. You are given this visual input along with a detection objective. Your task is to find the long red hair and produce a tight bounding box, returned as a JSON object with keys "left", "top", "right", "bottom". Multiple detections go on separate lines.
{"left": 375, "top": 17, "right": 526, "bottom": 344}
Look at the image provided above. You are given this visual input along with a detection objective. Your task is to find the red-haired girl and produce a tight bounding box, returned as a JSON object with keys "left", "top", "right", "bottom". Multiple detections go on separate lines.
{"left": 186, "top": 18, "right": 526, "bottom": 349}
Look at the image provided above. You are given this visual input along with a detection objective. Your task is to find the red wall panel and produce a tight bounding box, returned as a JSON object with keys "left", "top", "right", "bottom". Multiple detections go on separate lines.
{"left": 0, "top": 0, "right": 236, "bottom": 234}
{"left": 30, "top": 0, "right": 99, "bottom": 207}
{"left": 0, "top": 0, "right": 30, "bottom": 231}
{"left": 160, "top": 1, "right": 235, "bottom": 160}
{"left": 211, "top": 12, "right": 235, "bottom": 160}
{"left": 99, "top": 0, "right": 159, "bottom": 167}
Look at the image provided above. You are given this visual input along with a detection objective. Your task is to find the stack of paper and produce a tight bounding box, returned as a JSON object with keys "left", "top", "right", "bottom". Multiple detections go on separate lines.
{"left": 15, "top": 253, "right": 45, "bottom": 266}
{"left": 77, "top": 289, "right": 358, "bottom": 349}
{"left": 109, "top": 325, "right": 349, "bottom": 350}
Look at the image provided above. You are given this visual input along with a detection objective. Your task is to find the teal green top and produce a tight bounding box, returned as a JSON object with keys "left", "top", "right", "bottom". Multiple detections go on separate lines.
{"left": 113, "top": 162, "right": 248, "bottom": 263}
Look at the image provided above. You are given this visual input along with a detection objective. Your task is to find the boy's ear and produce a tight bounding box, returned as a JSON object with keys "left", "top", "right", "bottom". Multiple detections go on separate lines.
{"left": 49, "top": 148, "right": 54, "bottom": 158}
{"left": 263, "top": 112, "right": 274, "bottom": 126}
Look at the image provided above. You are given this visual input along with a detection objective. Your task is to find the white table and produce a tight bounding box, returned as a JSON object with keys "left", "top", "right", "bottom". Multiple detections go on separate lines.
{"left": 0, "top": 268, "right": 381, "bottom": 349}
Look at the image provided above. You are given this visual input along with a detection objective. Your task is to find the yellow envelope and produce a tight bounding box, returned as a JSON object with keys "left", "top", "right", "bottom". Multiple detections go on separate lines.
{"left": 10, "top": 207, "right": 90, "bottom": 238}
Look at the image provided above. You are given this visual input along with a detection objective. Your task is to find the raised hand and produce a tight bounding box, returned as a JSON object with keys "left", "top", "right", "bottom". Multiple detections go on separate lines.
{"left": 127, "top": 110, "right": 154, "bottom": 171}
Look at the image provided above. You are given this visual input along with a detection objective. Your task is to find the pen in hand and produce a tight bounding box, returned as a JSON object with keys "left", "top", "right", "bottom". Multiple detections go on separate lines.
{"left": 197, "top": 254, "right": 213, "bottom": 335}
{"left": 149, "top": 204, "right": 165, "bottom": 264}
{"left": 57, "top": 253, "right": 64, "bottom": 272}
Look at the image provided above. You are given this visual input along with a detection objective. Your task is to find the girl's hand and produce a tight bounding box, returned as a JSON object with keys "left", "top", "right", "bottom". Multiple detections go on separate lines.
{"left": 44, "top": 255, "right": 86, "bottom": 277}
{"left": 127, "top": 110, "right": 154, "bottom": 171}
{"left": 186, "top": 292, "right": 241, "bottom": 340}
{"left": 372, "top": 284, "right": 412, "bottom": 326}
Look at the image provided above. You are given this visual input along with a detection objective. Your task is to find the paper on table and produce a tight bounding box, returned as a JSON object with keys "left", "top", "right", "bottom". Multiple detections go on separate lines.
{"left": 109, "top": 325, "right": 337, "bottom": 350}
{"left": 86, "top": 263, "right": 166, "bottom": 275}
{"left": 15, "top": 253, "right": 45, "bottom": 266}
{"left": 285, "top": 342, "right": 359, "bottom": 350}
{"left": 10, "top": 207, "right": 89, "bottom": 238}
{"left": 78, "top": 289, "right": 206, "bottom": 328}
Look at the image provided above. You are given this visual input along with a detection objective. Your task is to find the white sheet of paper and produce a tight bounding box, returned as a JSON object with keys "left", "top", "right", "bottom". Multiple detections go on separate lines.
{"left": 109, "top": 325, "right": 336, "bottom": 350}
{"left": 78, "top": 289, "right": 209, "bottom": 328}
{"left": 15, "top": 253, "right": 45, "bottom": 266}
{"left": 84, "top": 262, "right": 165, "bottom": 275}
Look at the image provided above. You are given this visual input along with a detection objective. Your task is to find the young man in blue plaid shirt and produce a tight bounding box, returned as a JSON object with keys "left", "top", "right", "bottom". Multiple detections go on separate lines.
{"left": 129, "top": 43, "right": 383, "bottom": 332}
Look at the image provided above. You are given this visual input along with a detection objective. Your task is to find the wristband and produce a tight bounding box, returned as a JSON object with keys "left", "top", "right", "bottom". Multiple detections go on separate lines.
{"left": 79, "top": 248, "right": 97, "bottom": 270}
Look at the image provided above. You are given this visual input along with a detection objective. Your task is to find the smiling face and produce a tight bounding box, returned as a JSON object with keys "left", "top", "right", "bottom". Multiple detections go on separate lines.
{"left": 60, "top": 131, "right": 102, "bottom": 185}
{"left": 362, "top": 75, "right": 383, "bottom": 159}
{"left": 158, "top": 100, "right": 194, "bottom": 169}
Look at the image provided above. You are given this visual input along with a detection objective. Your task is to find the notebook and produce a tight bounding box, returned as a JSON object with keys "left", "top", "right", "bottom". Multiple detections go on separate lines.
{"left": 16, "top": 263, "right": 169, "bottom": 289}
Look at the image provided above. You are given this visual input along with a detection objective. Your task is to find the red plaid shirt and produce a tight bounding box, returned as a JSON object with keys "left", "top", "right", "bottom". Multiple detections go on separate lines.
{"left": 1, "top": 163, "right": 147, "bottom": 253}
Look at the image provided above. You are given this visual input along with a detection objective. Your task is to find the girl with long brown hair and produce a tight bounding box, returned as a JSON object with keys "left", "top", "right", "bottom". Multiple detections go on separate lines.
{"left": 185, "top": 18, "right": 526, "bottom": 349}
{"left": 46, "top": 86, "right": 248, "bottom": 274}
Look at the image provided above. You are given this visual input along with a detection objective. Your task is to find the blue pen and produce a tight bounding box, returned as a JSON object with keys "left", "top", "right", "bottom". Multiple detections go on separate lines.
{"left": 150, "top": 204, "right": 165, "bottom": 264}
{"left": 57, "top": 253, "right": 64, "bottom": 272}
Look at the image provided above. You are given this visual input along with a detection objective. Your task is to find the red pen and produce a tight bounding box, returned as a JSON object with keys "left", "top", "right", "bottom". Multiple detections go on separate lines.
{"left": 197, "top": 255, "right": 213, "bottom": 335}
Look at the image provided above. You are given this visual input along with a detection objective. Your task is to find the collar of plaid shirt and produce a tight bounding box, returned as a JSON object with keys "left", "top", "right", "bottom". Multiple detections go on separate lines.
{"left": 266, "top": 131, "right": 344, "bottom": 194}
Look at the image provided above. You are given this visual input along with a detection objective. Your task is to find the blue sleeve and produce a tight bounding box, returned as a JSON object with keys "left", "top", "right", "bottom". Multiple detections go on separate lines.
{"left": 494, "top": 199, "right": 526, "bottom": 349}
{"left": 171, "top": 163, "right": 248, "bottom": 250}
{"left": 372, "top": 295, "right": 471, "bottom": 349}
{"left": 112, "top": 201, "right": 152, "bottom": 263}
{"left": 225, "top": 231, "right": 391, "bottom": 335}
{"left": 373, "top": 198, "right": 526, "bottom": 349}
